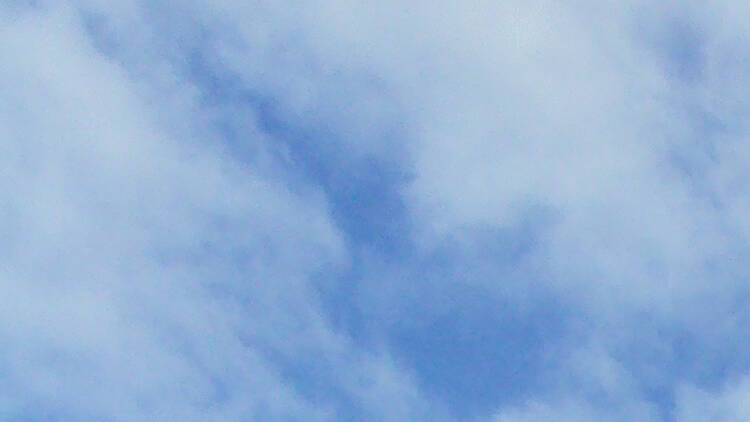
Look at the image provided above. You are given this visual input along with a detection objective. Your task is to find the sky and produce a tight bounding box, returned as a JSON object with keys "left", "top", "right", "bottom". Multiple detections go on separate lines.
{"left": 3, "top": 1, "right": 750, "bottom": 421}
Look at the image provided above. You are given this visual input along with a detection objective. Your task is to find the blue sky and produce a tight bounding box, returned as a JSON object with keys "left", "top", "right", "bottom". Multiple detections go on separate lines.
{"left": 3, "top": 1, "right": 750, "bottom": 421}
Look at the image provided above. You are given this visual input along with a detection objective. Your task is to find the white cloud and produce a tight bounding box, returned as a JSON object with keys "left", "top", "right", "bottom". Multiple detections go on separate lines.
{"left": 675, "top": 377, "right": 750, "bottom": 422}
{"left": 6, "top": 0, "right": 750, "bottom": 419}
{"left": 0, "top": 3, "right": 435, "bottom": 420}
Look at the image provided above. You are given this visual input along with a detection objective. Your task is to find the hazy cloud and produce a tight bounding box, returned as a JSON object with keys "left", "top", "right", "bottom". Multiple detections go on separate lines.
{"left": 3, "top": 1, "right": 750, "bottom": 420}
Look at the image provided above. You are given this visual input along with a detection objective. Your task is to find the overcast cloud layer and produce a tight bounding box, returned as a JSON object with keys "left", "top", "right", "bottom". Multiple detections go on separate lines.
{"left": 3, "top": 1, "right": 750, "bottom": 421}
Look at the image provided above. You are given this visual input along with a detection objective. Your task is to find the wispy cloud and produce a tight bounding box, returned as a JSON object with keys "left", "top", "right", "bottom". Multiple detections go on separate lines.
{"left": 3, "top": 1, "right": 750, "bottom": 420}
